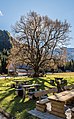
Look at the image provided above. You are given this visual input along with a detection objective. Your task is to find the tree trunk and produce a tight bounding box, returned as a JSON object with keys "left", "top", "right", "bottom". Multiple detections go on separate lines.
{"left": 33, "top": 66, "right": 39, "bottom": 77}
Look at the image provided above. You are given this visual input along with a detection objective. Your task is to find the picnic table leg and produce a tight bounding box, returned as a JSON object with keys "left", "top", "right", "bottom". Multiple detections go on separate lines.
{"left": 22, "top": 88, "right": 26, "bottom": 101}
{"left": 50, "top": 101, "right": 66, "bottom": 118}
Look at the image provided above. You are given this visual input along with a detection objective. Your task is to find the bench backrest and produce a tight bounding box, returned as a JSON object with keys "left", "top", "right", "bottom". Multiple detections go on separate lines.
{"left": 64, "top": 84, "right": 74, "bottom": 90}
{"left": 34, "top": 88, "right": 57, "bottom": 98}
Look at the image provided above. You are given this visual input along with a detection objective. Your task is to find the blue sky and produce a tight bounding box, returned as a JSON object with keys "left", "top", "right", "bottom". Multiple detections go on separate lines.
{"left": 0, "top": 0, "right": 74, "bottom": 47}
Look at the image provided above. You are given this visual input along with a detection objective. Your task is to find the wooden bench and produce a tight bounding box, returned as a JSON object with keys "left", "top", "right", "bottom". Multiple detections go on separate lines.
{"left": 28, "top": 87, "right": 57, "bottom": 99}
{"left": 35, "top": 88, "right": 58, "bottom": 112}
{"left": 36, "top": 98, "right": 50, "bottom": 112}
{"left": 64, "top": 84, "right": 74, "bottom": 90}
{"left": 34, "top": 87, "right": 57, "bottom": 100}
{"left": 27, "top": 87, "right": 36, "bottom": 92}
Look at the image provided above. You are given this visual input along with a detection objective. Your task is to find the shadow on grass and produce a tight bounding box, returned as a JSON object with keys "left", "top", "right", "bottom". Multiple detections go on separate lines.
{"left": 0, "top": 88, "right": 15, "bottom": 102}
{"left": 29, "top": 77, "right": 52, "bottom": 90}
{"left": 0, "top": 77, "right": 54, "bottom": 119}
{"left": 0, "top": 86, "right": 36, "bottom": 118}
{"left": 5, "top": 96, "right": 36, "bottom": 119}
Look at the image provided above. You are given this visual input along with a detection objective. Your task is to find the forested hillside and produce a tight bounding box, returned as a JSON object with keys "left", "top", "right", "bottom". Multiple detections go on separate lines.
{"left": 0, "top": 30, "right": 12, "bottom": 51}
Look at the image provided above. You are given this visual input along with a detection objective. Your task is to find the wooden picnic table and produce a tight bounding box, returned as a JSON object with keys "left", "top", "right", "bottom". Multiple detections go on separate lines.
{"left": 13, "top": 79, "right": 31, "bottom": 85}
{"left": 54, "top": 77, "right": 63, "bottom": 80}
{"left": 22, "top": 84, "right": 41, "bottom": 99}
{"left": 48, "top": 89, "right": 74, "bottom": 118}
{"left": 22, "top": 84, "right": 41, "bottom": 89}
{"left": 54, "top": 78, "right": 67, "bottom": 93}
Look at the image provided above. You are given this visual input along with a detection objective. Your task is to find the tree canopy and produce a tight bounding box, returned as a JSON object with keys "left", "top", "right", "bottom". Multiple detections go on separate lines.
{"left": 9, "top": 11, "right": 70, "bottom": 77}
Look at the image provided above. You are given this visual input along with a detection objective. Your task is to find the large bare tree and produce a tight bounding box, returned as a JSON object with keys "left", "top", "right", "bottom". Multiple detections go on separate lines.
{"left": 9, "top": 11, "right": 70, "bottom": 77}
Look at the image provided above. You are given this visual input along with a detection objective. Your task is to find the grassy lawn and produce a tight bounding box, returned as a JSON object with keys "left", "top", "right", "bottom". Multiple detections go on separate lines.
{"left": 0, "top": 72, "right": 74, "bottom": 119}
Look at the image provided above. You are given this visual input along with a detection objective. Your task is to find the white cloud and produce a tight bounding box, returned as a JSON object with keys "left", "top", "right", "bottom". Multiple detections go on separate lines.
{"left": 0, "top": 11, "right": 3, "bottom": 16}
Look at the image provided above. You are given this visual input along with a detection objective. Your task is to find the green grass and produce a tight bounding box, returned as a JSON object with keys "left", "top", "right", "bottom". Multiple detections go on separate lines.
{"left": 0, "top": 72, "right": 74, "bottom": 119}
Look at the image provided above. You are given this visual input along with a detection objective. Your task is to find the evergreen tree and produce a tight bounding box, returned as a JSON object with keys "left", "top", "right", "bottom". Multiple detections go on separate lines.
{"left": 0, "top": 49, "right": 9, "bottom": 74}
